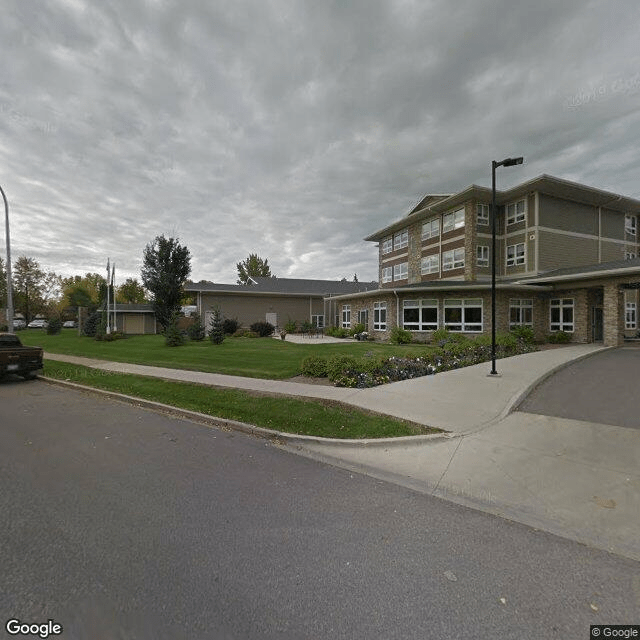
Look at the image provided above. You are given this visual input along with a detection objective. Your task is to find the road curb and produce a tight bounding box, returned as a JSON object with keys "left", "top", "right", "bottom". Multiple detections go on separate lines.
{"left": 40, "top": 376, "right": 452, "bottom": 448}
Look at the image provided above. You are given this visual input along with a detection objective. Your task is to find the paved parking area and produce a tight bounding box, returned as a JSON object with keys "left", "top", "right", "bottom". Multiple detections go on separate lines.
{"left": 518, "top": 347, "right": 640, "bottom": 429}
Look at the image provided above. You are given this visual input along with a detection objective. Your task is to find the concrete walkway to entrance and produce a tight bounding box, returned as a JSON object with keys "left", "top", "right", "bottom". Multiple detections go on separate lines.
{"left": 43, "top": 344, "right": 640, "bottom": 560}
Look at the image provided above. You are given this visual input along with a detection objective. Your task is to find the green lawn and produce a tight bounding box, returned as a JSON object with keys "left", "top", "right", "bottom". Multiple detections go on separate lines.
{"left": 20, "top": 329, "right": 432, "bottom": 379}
{"left": 43, "top": 360, "right": 439, "bottom": 439}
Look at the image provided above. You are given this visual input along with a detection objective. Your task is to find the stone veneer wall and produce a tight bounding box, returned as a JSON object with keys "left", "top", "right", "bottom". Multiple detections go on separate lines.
{"left": 603, "top": 283, "right": 624, "bottom": 347}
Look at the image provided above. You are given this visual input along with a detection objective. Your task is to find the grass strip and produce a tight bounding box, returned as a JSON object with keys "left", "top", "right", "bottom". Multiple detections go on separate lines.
{"left": 43, "top": 360, "right": 440, "bottom": 440}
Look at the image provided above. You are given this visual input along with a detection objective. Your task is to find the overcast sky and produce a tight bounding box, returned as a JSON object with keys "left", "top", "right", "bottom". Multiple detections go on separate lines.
{"left": 2, "top": 0, "right": 640, "bottom": 285}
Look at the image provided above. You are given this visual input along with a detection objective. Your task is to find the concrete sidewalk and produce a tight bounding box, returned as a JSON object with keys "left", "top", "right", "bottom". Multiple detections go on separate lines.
{"left": 43, "top": 345, "right": 640, "bottom": 560}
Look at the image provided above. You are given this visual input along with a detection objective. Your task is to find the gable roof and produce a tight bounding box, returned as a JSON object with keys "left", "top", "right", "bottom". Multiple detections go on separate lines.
{"left": 185, "top": 277, "right": 378, "bottom": 297}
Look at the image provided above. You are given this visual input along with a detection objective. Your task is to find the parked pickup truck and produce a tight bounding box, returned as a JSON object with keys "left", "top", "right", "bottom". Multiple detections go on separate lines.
{"left": 0, "top": 333, "right": 43, "bottom": 380}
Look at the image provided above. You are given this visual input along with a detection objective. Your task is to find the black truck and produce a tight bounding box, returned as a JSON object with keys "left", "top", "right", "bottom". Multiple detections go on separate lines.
{"left": 0, "top": 333, "right": 44, "bottom": 380}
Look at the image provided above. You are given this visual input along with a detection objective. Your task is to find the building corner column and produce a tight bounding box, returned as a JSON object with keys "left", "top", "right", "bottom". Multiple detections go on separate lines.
{"left": 603, "top": 283, "right": 624, "bottom": 347}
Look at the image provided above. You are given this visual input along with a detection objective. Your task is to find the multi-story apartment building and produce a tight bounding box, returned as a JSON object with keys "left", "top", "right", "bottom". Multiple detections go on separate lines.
{"left": 331, "top": 175, "right": 640, "bottom": 347}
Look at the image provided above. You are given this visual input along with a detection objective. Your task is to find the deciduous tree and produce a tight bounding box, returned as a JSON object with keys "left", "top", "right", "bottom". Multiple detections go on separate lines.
{"left": 236, "top": 253, "right": 272, "bottom": 285}
{"left": 116, "top": 278, "right": 147, "bottom": 304}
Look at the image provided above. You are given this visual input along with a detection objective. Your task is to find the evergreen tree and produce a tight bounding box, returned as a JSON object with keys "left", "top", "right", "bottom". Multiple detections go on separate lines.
{"left": 165, "top": 312, "right": 185, "bottom": 346}
{"left": 208, "top": 307, "right": 224, "bottom": 344}
{"left": 187, "top": 312, "right": 206, "bottom": 341}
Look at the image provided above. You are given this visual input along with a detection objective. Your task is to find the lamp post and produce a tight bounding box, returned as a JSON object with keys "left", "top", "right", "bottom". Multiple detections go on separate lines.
{"left": 490, "top": 156, "right": 523, "bottom": 376}
{"left": 1, "top": 184, "right": 13, "bottom": 334}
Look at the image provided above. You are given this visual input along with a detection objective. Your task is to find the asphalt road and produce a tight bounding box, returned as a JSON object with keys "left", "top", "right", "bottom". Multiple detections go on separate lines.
{"left": 1, "top": 380, "right": 639, "bottom": 639}
{"left": 518, "top": 346, "right": 640, "bottom": 429}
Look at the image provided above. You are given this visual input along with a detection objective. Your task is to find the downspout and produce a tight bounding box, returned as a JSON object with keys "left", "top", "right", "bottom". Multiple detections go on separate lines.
{"left": 394, "top": 289, "right": 400, "bottom": 329}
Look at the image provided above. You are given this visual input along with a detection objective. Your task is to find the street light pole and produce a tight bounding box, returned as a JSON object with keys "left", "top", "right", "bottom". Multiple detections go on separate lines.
{"left": 0, "top": 184, "right": 14, "bottom": 334}
{"left": 490, "top": 156, "right": 523, "bottom": 376}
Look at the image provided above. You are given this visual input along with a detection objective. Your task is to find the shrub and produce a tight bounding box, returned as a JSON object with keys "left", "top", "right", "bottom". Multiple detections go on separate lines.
{"left": 510, "top": 325, "right": 535, "bottom": 345}
{"left": 300, "top": 356, "right": 328, "bottom": 378}
{"left": 284, "top": 319, "right": 298, "bottom": 334}
{"left": 208, "top": 308, "right": 225, "bottom": 344}
{"left": 165, "top": 313, "right": 185, "bottom": 346}
{"left": 325, "top": 326, "right": 349, "bottom": 338}
{"left": 326, "top": 355, "right": 358, "bottom": 381}
{"left": 350, "top": 323, "right": 366, "bottom": 336}
{"left": 389, "top": 326, "right": 413, "bottom": 345}
{"left": 83, "top": 312, "right": 100, "bottom": 337}
{"left": 250, "top": 321, "right": 274, "bottom": 337}
{"left": 548, "top": 331, "right": 572, "bottom": 344}
{"left": 187, "top": 313, "right": 206, "bottom": 341}
{"left": 232, "top": 328, "right": 258, "bottom": 338}
{"left": 222, "top": 318, "right": 239, "bottom": 335}
{"left": 47, "top": 318, "right": 62, "bottom": 335}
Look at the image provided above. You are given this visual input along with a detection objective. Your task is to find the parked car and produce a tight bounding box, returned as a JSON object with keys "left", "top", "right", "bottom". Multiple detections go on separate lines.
{"left": 0, "top": 332, "right": 43, "bottom": 380}
{"left": 62, "top": 320, "right": 77, "bottom": 328}
{"left": 27, "top": 318, "right": 48, "bottom": 329}
{"left": 12, "top": 319, "right": 26, "bottom": 330}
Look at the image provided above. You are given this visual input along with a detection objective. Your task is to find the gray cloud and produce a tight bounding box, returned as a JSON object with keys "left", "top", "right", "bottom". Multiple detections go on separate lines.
{"left": 1, "top": 0, "right": 640, "bottom": 285}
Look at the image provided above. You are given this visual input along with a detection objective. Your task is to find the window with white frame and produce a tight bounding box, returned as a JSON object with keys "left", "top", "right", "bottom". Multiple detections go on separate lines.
{"left": 402, "top": 299, "right": 438, "bottom": 331}
{"left": 442, "top": 208, "right": 465, "bottom": 233}
{"left": 341, "top": 305, "right": 351, "bottom": 329}
{"left": 358, "top": 309, "right": 368, "bottom": 327}
{"left": 506, "top": 243, "right": 526, "bottom": 267}
{"left": 393, "top": 229, "right": 408, "bottom": 250}
{"left": 444, "top": 299, "right": 483, "bottom": 332}
{"left": 311, "top": 314, "right": 324, "bottom": 328}
{"left": 373, "top": 302, "right": 387, "bottom": 330}
{"left": 393, "top": 262, "right": 408, "bottom": 281}
{"left": 382, "top": 266, "right": 393, "bottom": 283}
{"left": 421, "top": 218, "right": 440, "bottom": 240}
{"left": 421, "top": 254, "right": 440, "bottom": 275}
{"left": 476, "top": 245, "right": 489, "bottom": 267}
{"left": 476, "top": 203, "right": 489, "bottom": 225}
{"left": 442, "top": 247, "right": 465, "bottom": 271}
{"left": 382, "top": 237, "right": 393, "bottom": 254}
{"left": 509, "top": 299, "right": 533, "bottom": 327}
{"left": 506, "top": 199, "right": 526, "bottom": 225}
{"left": 625, "top": 302, "right": 637, "bottom": 329}
{"left": 625, "top": 215, "right": 637, "bottom": 236}
{"left": 550, "top": 298, "right": 574, "bottom": 332}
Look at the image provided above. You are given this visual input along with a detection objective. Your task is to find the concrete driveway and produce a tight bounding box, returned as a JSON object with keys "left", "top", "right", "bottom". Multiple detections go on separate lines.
{"left": 517, "top": 346, "right": 640, "bottom": 430}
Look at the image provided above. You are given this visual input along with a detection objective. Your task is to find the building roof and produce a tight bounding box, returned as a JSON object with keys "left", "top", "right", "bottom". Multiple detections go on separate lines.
{"left": 113, "top": 304, "right": 155, "bottom": 313}
{"left": 366, "top": 174, "right": 640, "bottom": 241}
{"left": 185, "top": 277, "right": 379, "bottom": 297}
{"left": 516, "top": 257, "right": 640, "bottom": 284}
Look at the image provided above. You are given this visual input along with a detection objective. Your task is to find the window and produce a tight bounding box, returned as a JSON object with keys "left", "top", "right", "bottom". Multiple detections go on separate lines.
{"left": 382, "top": 237, "right": 393, "bottom": 254}
{"left": 422, "top": 218, "right": 440, "bottom": 240}
{"left": 509, "top": 299, "right": 533, "bottom": 327}
{"left": 421, "top": 254, "right": 440, "bottom": 275}
{"left": 626, "top": 251, "right": 637, "bottom": 260}
{"left": 311, "top": 315, "right": 324, "bottom": 328}
{"left": 358, "top": 309, "right": 369, "bottom": 327}
{"left": 506, "top": 243, "right": 526, "bottom": 267}
{"left": 625, "top": 215, "right": 637, "bottom": 236}
{"left": 443, "top": 208, "right": 465, "bottom": 233}
{"left": 550, "top": 298, "right": 574, "bottom": 332}
{"left": 444, "top": 299, "right": 483, "bottom": 332}
{"left": 341, "top": 305, "right": 351, "bottom": 329}
{"left": 373, "top": 302, "right": 387, "bottom": 330}
{"left": 506, "top": 199, "right": 526, "bottom": 225}
{"left": 403, "top": 299, "right": 438, "bottom": 331}
{"left": 442, "top": 247, "right": 465, "bottom": 271}
{"left": 476, "top": 203, "right": 489, "bottom": 225}
{"left": 382, "top": 266, "right": 393, "bottom": 283}
{"left": 626, "top": 302, "right": 637, "bottom": 329}
{"left": 476, "top": 245, "right": 489, "bottom": 267}
{"left": 393, "top": 262, "right": 408, "bottom": 281}
{"left": 393, "top": 229, "right": 408, "bottom": 250}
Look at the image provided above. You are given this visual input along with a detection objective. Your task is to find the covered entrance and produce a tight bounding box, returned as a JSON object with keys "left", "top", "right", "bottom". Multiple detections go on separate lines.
{"left": 591, "top": 307, "right": 603, "bottom": 342}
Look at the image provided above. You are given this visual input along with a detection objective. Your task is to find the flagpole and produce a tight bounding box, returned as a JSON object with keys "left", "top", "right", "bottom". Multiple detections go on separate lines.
{"left": 111, "top": 263, "right": 116, "bottom": 334}
{"left": 106, "top": 258, "right": 111, "bottom": 335}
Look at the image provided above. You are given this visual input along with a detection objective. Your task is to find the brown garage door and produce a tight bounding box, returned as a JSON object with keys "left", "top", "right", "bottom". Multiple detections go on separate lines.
{"left": 124, "top": 314, "right": 145, "bottom": 334}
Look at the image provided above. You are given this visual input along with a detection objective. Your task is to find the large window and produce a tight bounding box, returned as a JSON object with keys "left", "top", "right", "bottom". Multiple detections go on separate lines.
{"left": 373, "top": 302, "right": 387, "bottom": 330}
{"left": 358, "top": 309, "right": 369, "bottom": 327}
{"left": 382, "top": 266, "right": 393, "bottom": 283}
{"left": 341, "top": 305, "right": 351, "bottom": 329}
{"left": 506, "top": 243, "right": 526, "bottom": 267}
{"left": 444, "top": 299, "right": 483, "bottom": 332}
{"left": 393, "top": 262, "right": 408, "bottom": 281}
{"left": 550, "top": 298, "right": 574, "bottom": 332}
{"left": 393, "top": 229, "right": 408, "bottom": 250}
{"left": 476, "top": 245, "right": 489, "bottom": 267}
{"left": 476, "top": 203, "right": 489, "bottom": 225}
{"left": 422, "top": 218, "right": 440, "bottom": 240}
{"left": 442, "top": 247, "right": 465, "bottom": 271}
{"left": 626, "top": 302, "right": 637, "bottom": 329}
{"left": 403, "top": 299, "right": 438, "bottom": 331}
{"left": 625, "top": 215, "right": 637, "bottom": 236}
{"left": 421, "top": 254, "right": 440, "bottom": 275}
{"left": 382, "top": 237, "right": 393, "bottom": 254}
{"left": 506, "top": 199, "right": 526, "bottom": 225}
{"left": 311, "top": 314, "right": 324, "bottom": 328}
{"left": 509, "top": 299, "right": 533, "bottom": 327}
{"left": 443, "top": 208, "right": 465, "bottom": 233}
